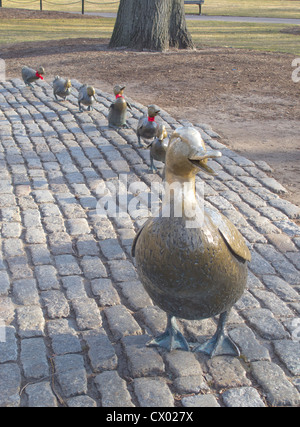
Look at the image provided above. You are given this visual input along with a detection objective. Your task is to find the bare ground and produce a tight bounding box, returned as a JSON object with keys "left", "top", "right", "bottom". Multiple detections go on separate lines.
{"left": 1, "top": 8, "right": 300, "bottom": 207}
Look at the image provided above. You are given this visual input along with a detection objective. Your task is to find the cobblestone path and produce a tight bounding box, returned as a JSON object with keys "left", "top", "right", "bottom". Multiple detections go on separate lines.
{"left": 0, "top": 78, "right": 299, "bottom": 407}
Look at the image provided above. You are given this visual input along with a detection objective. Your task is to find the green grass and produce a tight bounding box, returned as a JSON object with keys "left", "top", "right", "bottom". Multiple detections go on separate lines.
{"left": 188, "top": 0, "right": 300, "bottom": 19}
{"left": 188, "top": 21, "right": 300, "bottom": 55}
{"left": 3, "top": 0, "right": 300, "bottom": 19}
{"left": 0, "top": 16, "right": 299, "bottom": 55}
{"left": 0, "top": 17, "right": 114, "bottom": 44}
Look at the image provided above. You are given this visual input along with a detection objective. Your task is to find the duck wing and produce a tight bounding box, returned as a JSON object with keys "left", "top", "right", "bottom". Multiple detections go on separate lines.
{"left": 206, "top": 206, "right": 251, "bottom": 262}
{"left": 22, "top": 66, "right": 35, "bottom": 82}
{"left": 137, "top": 116, "right": 147, "bottom": 133}
{"left": 78, "top": 85, "right": 87, "bottom": 102}
{"left": 53, "top": 77, "right": 63, "bottom": 93}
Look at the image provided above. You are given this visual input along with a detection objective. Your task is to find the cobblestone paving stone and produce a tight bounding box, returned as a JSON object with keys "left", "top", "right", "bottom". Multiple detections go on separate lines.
{"left": 0, "top": 78, "right": 300, "bottom": 407}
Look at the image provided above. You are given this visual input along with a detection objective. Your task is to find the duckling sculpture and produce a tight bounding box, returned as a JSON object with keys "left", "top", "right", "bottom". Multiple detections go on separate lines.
{"left": 132, "top": 126, "right": 251, "bottom": 357}
{"left": 78, "top": 84, "right": 95, "bottom": 112}
{"left": 148, "top": 124, "right": 169, "bottom": 173}
{"left": 22, "top": 66, "right": 45, "bottom": 87}
{"left": 108, "top": 85, "right": 132, "bottom": 128}
{"left": 53, "top": 76, "right": 72, "bottom": 101}
{"left": 137, "top": 105, "right": 160, "bottom": 147}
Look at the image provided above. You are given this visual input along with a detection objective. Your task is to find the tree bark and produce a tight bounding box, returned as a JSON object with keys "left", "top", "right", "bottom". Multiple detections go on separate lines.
{"left": 109, "top": 0, "right": 194, "bottom": 52}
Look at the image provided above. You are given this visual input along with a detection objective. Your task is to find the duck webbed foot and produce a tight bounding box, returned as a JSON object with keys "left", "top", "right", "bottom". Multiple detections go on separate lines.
{"left": 149, "top": 158, "right": 157, "bottom": 173}
{"left": 147, "top": 315, "right": 190, "bottom": 352}
{"left": 137, "top": 136, "right": 144, "bottom": 148}
{"left": 193, "top": 311, "right": 240, "bottom": 358}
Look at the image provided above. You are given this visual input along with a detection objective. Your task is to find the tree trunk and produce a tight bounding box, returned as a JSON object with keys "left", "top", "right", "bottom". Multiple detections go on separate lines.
{"left": 109, "top": 0, "right": 194, "bottom": 52}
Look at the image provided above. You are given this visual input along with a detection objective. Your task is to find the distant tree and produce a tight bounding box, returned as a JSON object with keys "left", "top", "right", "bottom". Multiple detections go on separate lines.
{"left": 109, "top": 0, "right": 194, "bottom": 51}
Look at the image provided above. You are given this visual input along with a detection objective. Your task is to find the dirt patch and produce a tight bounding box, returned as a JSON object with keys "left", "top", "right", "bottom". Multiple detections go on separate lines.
{"left": 1, "top": 8, "right": 300, "bottom": 208}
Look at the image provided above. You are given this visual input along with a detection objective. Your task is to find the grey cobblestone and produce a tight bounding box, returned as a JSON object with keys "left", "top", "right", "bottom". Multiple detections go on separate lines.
{"left": 54, "top": 354, "right": 87, "bottom": 397}
{"left": 207, "top": 356, "right": 251, "bottom": 389}
{"left": 229, "top": 326, "right": 270, "bottom": 361}
{"left": 72, "top": 297, "right": 102, "bottom": 330}
{"left": 105, "top": 304, "right": 142, "bottom": 340}
{"left": 222, "top": 387, "right": 265, "bottom": 407}
{"left": 134, "top": 377, "right": 174, "bottom": 407}
{"left": 83, "top": 329, "right": 118, "bottom": 372}
{"left": 251, "top": 361, "right": 300, "bottom": 406}
{"left": 243, "top": 308, "right": 289, "bottom": 340}
{"left": 13, "top": 278, "right": 39, "bottom": 305}
{"left": 95, "top": 370, "right": 134, "bottom": 407}
{"left": 16, "top": 306, "right": 45, "bottom": 338}
{"left": 54, "top": 254, "right": 82, "bottom": 276}
{"left": 0, "top": 271, "right": 10, "bottom": 295}
{"left": 182, "top": 394, "right": 220, "bottom": 407}
{"left": 20, "top": 337, "right": 49, "bottom": 379}
{"left": 0, "top": 79, "right": 299, "bottom": 407}
{"left": 121, "top": 334, "right": 165, "bottom": 378}
{"left": 80, "top": 255, "right": 107, "bottom": 279}
{"left": 0, "top": 364, "right": 21, "bottom": 407}
{"left": 25, "top": 382, "right": 58, "bottom": 407}
{"left": 91, "top": 278, "right": 121, "bottom": 307}
{"left": 41, "top": 290, "right": 70, "bottom": 318}
{"left": 47, "top": 319, "right": 82, "bottom": 355}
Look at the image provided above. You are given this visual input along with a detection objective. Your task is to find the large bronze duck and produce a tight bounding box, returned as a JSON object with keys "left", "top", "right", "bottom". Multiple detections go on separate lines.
{"left": 132, "top": 126, "right": 251, "bottom": 357}
{"left": 108, "top": 85, "right": 132, "bottom": 128}
{"left": 137, "top": 105, "right": 160, "bottom": 147}
{"left": 22, "top": 66, "right": 45, "bottom": 87}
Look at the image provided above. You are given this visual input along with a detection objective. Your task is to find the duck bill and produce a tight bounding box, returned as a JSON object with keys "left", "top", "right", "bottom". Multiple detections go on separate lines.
{"left": 189, "top": 150, "right": 222, "bottom": 175}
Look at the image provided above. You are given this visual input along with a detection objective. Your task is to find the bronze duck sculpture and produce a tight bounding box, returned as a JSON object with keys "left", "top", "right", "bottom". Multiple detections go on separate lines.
{"left": 132, "top": 126, "right": 251, "bottom": 357}
{"left": 108, "top": 85, "right": 132, "bottom": 128}
{"left": 78, "top": 84, "right": 95, "bottom": 112}
{"left": 22, "top": 66, "right": 45, "bottom": 87}
{"left": 148, "top": 124, "right": 169, "bottom": 173}
{"left": 53, "top": 76, "right": 72, "bottom": 101}
{"left": 137, "top": 105, "right": 160, "bottom": 147}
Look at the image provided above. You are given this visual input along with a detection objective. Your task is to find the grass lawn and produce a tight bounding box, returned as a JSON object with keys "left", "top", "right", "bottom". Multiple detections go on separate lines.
{"left": 188, "top": 0, "right": 300, "bottom": 19}
{"left": 0, "top": 16, "right": 299, "bottom": 55}
{"left": 188, "top": 21, "right": 300, "bottom": 55}
{"left": 0, "top": 18, "right": 114, "bottom": 44}
{"left": 2, "top": 0, "right": 300, "bottom": 18}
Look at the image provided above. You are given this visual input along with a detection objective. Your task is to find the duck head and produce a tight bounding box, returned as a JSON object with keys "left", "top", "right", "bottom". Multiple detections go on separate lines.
{"left": 87, "top": 86, "right": 95, "bottom": 97}
{"left": 156, "top": 124, "right": 168, "bottom": 141}
{"left": 37, "top": 67, "right": 45, "bottom": 75}
{"left": 166, "top": 126, "right": 222, "bottom": 179}
{"left": 148, "top": 105, "right": 160, "bottom": 118}
{"left": 65, "top": 79, "right": 72, "bottom": 89}
{"left": 113, "top": 84, "right": 125, "bottom": 96}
